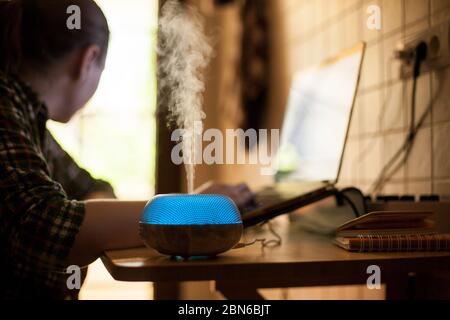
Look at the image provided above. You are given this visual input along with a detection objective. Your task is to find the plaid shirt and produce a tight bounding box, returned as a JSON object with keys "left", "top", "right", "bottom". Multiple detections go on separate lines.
{"left": 0, "top": 72, "right": 115, "bottom": 299}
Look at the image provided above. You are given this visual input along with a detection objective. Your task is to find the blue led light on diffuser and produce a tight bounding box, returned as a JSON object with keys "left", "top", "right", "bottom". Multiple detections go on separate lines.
{"left": 140, "top": 194, "right": 242, "bottom": 225}
{"left": 139, "top": 194, "right": 244, "bottom": 258}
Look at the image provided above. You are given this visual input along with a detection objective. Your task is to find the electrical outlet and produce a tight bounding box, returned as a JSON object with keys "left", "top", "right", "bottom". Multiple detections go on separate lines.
{"left": 400, "top": 19, "right": 450, "bottom": 79}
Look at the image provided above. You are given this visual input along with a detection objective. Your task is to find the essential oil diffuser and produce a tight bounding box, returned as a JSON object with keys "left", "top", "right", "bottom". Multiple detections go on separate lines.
{"left": 139, "top": 194, "right": 243, "bottom": 258}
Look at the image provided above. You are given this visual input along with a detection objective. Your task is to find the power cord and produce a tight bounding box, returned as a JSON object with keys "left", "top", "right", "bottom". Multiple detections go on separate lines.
{"left": 262, "top": 221, "right": 283, "bottom": 248}
{"left": 233, "top": 221, "right": 282, "bottom": 252}
{"left": 371, "top": 42, "right": 429, "bottom": 193}
{"left": 335, "top": 187, "right": 366, "bottom": 218}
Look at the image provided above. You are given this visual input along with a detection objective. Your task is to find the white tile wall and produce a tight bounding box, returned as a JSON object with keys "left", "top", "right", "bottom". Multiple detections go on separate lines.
{"left": 405, "top": 73, "right": 431, "bottom": 126}
{"left": 432, "top": 67, "right": 450, "bottom": 123}
{"left": 359, "top": 91, "right": 380, "bottom": 134}
{"left": 407, "top": 180, "right": 433, "bottom": 194}
{"left": 382, "top": 81, "right": 404, "bottom": 132}
{"left": 405, "top": 0, "right": 430, "bottom": 25}
{"left": 383, "top": 131, "right": 407, "bottom": 180}
{"left": 281, "top": 0, "right": 450, "bottom": 197}
{"left": 406, "top": 126, "right": 432, "bottom": 179}
{"left": 433, "top": 122, "right": 450, "bottom": 179}
{"left": 434, "top": 179, "right": 450, "bottom": 199}
{"left": 382, "top": 0, "right": 403, "bottom": 35}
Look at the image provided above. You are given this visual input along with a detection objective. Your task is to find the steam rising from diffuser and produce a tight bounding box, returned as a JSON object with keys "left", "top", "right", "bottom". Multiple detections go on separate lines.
{"left": 158, "top": 0, "right": 213, "bottom": 194}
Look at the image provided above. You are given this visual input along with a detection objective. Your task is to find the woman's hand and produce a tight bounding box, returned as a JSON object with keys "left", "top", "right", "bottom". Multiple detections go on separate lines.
{"left": 195, "top": 181, "right": 256, "bottom": 213}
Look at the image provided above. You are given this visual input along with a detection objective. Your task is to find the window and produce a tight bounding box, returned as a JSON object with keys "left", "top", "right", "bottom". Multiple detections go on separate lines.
{"left": 48, "top": 0, "right": 158, "bottom": 299}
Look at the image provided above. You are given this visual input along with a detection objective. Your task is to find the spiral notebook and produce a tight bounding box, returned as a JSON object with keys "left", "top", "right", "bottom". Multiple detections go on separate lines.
{"left": 334, "top": 211, "right": 450, "bottom": 252}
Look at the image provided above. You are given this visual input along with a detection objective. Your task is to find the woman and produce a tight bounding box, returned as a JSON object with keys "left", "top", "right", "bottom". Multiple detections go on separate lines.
{"left": 0, "top": 0, "right": 253, "bottom": 299}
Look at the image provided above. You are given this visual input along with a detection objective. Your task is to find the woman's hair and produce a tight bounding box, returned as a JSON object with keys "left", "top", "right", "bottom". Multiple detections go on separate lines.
{"left": 0, "top": 0, "right": 110, "bottom": 74}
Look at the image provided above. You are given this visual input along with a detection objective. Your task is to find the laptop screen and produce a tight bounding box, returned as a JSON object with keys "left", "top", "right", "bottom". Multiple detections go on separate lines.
{"left": 275, "top": 43, "right": 365, "bottom": 183}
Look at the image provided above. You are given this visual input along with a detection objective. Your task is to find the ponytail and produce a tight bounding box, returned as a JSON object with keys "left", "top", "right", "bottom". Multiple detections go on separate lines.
{"left": 0, "top": 0, "right": 24, "bottom": 74}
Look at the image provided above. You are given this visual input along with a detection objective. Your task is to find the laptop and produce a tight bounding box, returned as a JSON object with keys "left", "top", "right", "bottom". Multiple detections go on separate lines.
{"left": 242, "top": 42, "right": 366, "bottom": 228}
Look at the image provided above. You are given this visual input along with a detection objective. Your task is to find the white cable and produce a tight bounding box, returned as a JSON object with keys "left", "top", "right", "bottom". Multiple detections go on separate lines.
{"left": 233, "top": 222, "right": 282, "bottom": 251}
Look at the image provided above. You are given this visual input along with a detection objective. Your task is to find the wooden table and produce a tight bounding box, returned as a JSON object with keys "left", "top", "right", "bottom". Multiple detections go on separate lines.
{"left": 101, "top": 222, "right": 450, "bottom": 300}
